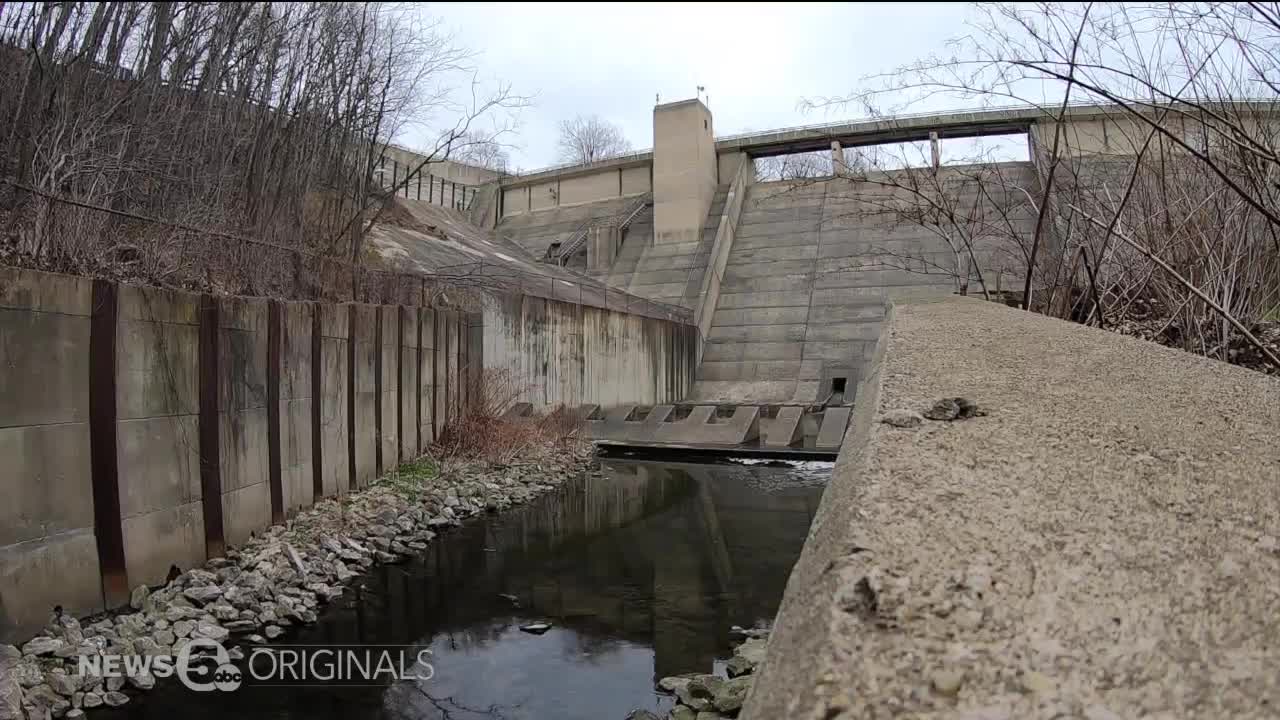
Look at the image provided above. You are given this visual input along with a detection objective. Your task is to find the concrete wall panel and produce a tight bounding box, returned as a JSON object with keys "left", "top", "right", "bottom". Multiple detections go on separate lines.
{"left": 400, "top": 309, "right": 419, "bottom": 461}
{"left": 121, "top": 501, "right": 204, "bottom": 587}
{"left": 559, "top": 171, "right": 622, "bottom": 206}
{"left": 0, "top": 308, "right": 91, "bottom": 427}
{"left": 318, "top": 306, "right": 349, "bottom": 498}
{"left": 351, "top": 305, "right": 378, "bottom": 488}
{"left": 621, "top": 165, "right": 651, "bottom": 195}
{"left": 482, "top": 294, "right": 695, "bottom": 410}
{"left": 0, "top": 530, "right": 102, "bottom": 642}
{"left": 0, "top": 269, "right": 100, "bottom": 642}
{"left": 280, "top": 304, "right": 313, "bottom": 515}
{"left": 379, "top": 306, "right": 399, "bottom": 469}
{"left": 218, "top": 298, "right": 269, "bottom": 548}
{"left": 419, "top": 310, "right": 435, "bottom": 447}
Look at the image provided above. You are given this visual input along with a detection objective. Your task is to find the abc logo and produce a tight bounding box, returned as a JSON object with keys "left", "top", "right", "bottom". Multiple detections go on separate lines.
{"left": 213, "top": 664, "right": 242, "bottom": 692}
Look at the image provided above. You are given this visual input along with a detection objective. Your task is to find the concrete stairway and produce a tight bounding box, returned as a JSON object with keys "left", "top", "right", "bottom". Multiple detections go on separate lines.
{"left": 601, "top": 184, "right": 731, "bottom": 307}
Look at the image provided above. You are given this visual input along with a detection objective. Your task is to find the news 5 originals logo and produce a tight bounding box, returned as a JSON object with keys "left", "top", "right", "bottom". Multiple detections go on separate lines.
{"left": 78, "top": 637, "right": 242, "bottom": 692}
{"left": 80, "top": 641, "right": 434, "bottom": 693}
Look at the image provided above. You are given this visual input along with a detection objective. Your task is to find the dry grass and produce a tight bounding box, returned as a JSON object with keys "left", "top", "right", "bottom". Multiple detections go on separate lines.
{"left": 430, "top": 368, "right": 584, "bottom": 465}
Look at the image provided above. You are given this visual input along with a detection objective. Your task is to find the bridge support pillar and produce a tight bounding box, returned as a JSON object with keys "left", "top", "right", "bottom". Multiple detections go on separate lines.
{"left": 832, "top": 141, "right": 849, "bottom": 177}
{"left": 653, "top": 99, "right": 717, "bottom": 245}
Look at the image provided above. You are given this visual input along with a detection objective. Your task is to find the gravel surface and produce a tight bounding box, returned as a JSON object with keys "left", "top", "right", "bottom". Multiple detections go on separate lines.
{"left": 744, "top": 298, "right": 1280, "bottom": 720}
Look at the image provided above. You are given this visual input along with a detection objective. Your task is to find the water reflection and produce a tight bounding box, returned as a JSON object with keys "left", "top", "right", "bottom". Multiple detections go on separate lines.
{"left": 104, "top": 459, "right": 827, "bottom": 720}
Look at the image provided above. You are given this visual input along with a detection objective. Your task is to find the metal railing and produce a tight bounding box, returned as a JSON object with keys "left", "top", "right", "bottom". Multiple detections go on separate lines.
{"left": 618, "top": 194, "right": 651, "bottom": 232}
{"left": 550, "top": 194, "right": 652, "bottom": 266}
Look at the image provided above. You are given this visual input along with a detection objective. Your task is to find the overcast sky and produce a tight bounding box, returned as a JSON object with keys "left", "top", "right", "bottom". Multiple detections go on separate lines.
{"left": 407, "top": 2, "right": 1022, "bottom": 171}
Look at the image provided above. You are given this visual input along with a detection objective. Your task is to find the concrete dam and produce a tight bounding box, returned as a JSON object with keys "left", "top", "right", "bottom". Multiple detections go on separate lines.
{"left": 3, "top": 95, "right": 1277, "bottom": 720}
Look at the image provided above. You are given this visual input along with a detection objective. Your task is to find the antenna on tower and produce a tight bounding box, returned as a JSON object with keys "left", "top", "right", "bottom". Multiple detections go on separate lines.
{"left": 696, "top": 85, "right": 705, "bottom": 101}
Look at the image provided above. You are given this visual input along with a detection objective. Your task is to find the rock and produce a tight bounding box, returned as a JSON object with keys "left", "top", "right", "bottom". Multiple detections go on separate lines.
{"left": 264, "top": 625, "right": 284, "bottom": 640}
{"left": 520, "top": 622, "right": 552, "bottom": 635}
{"left": 81, "top": 694, "right": 102, "bottom": 709}
{"left": 154, "top": 629, "right": 175, "bottom": 647}
{"left": 165, "top": 606, "right": 196, "bottom": 623}
{"left": 676, "top": 693, "right": 711, "bottom": 712}
{"left": 128, "top": 672, "right": 155, "bottom": 691}
{"left": 24, "top": 684, "right": 68, "bottom": 718}
{"left": 321, "top": 537, "right": 344, "bottom": 555}
{"left": 374, "top": 550, "right": 398, "bottom": 564}
{"left": 1258, "top": 535, "right": 1278, "bottom": 553}
{"left": 675, "top": 675, "right": 721, "bottom": 711}
{"left": 132, "top": 637, "right": 160, "bottom": 655}
{"left": 223, "top": 620, "right": 257, "bottom": 632}
{"left": 130, "top": 585, "right": 151, "bottom": 611}
{"left": 1019, "top": 671, "right": 1055, "bottom": 695}
{"left": 245, "top": 634, "right": 267, "bottom": 645}
{"left": 924, "top": 398, "right": 961, "bottom": 421}
{"left": 215, "top": 566, "right": 242, "bottom": 585}
{"left": 66, "top": 711, "right": 85, "bottom": 720}
{"left": 103, "top": 691, "right": 129, "bottom": 707}
{"left": 737, "top": 635, "right": 762, "bottom": 671}
{"left": 625, "top": 711, "right": 661, "bottom": 720}
{"left": 881, "top": 409, "right": 924, "bottom": 428}
{"left": 695, "top": 713, "right": 726, "bottom": 720}
{"left": 22, "top": 637, "right": 65, "bottom": 657}
{"left": 105, "top": 677, "right": 124, "bottom": 694}
{"left": 173, "top": 620, "right": 195, "bottom": 638}
{"left": 713, "top": 676, "right": 751, "bottom": 714}
{"left": 931, "top": 669, "right": 964, "bottom": 696}
{"left": 46, "top": 673, "right": 80, "bottom": 697}
{"left": 16, "top": 662, "right": 45, "bottom": 688}
{"left": 183, "top": 586, "right": 223, "bottom": 605}
{"left": 211, "top": 604, "right": 239, "bottom": 621}
{"left": 657, "top": 674, "right": 697, "bottom": 693}
{"left": 669, "top": 708, "right": 696, "bottom": 720}
{"left": 285, "top": 544, "right": 308, "bottom": 576}
{"left": 924, "top": 397, "right": 982, "bottom": 421}
{"left": 724, "top": 656, "right": 753, "bottom": 678}
{"left": 0, "top": 655, "right": 22, "bottom": 717}
{"left": 186, "top": 568, "right": 218, "bottom": 586}
{"left": 195, "top": 623, "right": 229, "bottom": 642}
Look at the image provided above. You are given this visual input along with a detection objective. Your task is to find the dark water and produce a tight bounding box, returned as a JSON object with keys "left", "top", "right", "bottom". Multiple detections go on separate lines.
{"left": 104, "top": 458, "right": 828, "bottom": 720}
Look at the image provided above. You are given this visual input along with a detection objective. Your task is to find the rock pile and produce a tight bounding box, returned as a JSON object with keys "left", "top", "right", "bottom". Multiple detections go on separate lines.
{"left": 642, "top": 631, "right": 769, "bottom": 720}
{"left": 1, "top": 445, "right": 592, "bottom": 720}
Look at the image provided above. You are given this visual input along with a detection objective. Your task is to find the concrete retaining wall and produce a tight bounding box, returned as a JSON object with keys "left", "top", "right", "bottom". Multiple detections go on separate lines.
{"left": 483, "top": 293, "right": 697, "bottom": 409}
{"left": 0, "top": 267, "right": 696, "bottom": 643}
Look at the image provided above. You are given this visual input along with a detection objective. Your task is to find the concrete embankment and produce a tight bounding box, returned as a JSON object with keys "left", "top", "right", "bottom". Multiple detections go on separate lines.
{"left": 1, "top": 444, "right": 593, "bottom": 719}
{"left": 745, "top": 297, "right": 1280, "bottom": 720}
{"left": 0, "top": 266, "right": 696, "bottom": 645}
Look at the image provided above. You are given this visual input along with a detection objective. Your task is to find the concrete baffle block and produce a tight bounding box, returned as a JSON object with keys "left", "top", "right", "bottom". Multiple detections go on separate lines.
{"left": 815, "top": 407, "right": 853, "bottom": 449}
{"left": 763, "top": 406, "right": 805, "bottom": 447}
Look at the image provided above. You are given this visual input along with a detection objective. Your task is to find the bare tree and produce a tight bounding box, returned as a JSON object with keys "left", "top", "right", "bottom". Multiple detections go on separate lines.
{"left": 452, "top": 132, "right": 512, "bottom": 173}
{"left": 0, "top": 2, "right": 525, "bottom": 301}
{"left": 805, "top": 1, "right": 1280, "bottom": 372}
{"left": 755, "top": 151, "right": 834, "bottom": 181}
{"left": 555, "top": 114, "right": 632, "bottom": 164}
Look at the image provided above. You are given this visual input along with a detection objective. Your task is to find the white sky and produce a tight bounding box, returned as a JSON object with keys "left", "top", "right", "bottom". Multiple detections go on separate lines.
{"left": 406, "top": 2, "right": 1028, "bottom": 171}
